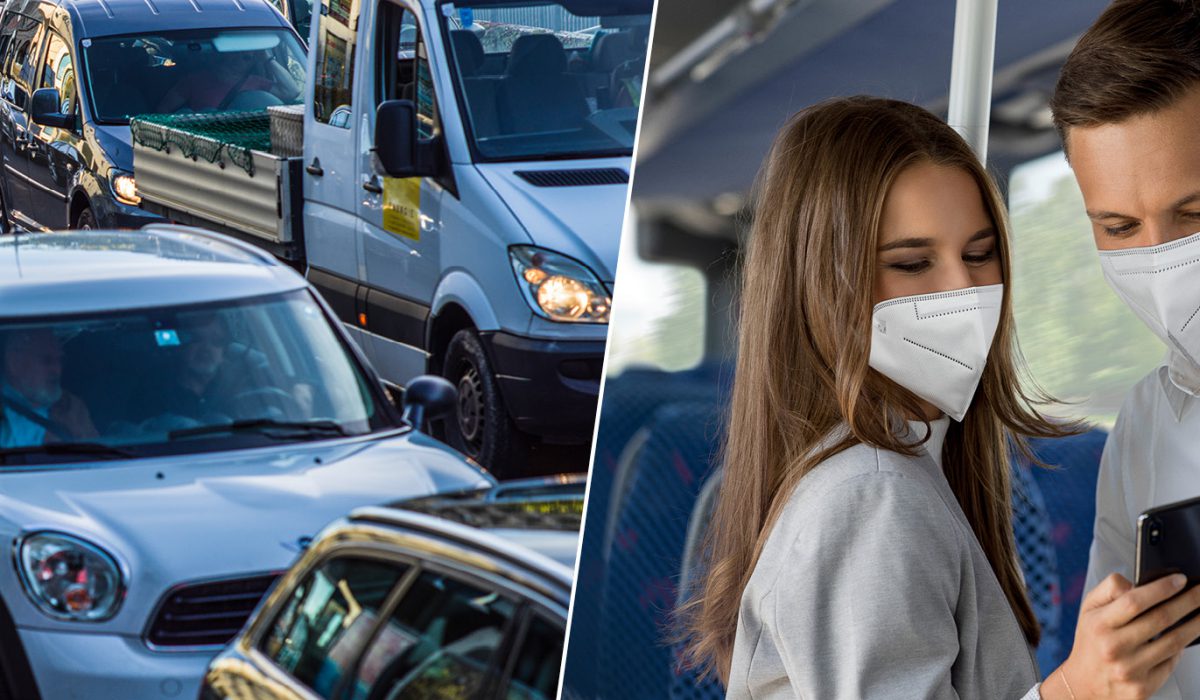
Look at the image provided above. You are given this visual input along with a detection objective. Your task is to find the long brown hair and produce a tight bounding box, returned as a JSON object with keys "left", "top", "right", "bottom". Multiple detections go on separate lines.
{"left": 677, "top": 96, "right": 1075, "bottom": 682}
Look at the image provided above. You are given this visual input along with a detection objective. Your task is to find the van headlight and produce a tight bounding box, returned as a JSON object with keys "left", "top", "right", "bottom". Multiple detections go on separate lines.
{"left": 111, "top": 172, "right": 140, "bottom": 206}
{"left": 16, "top": 532, "right": 125, "bottom": 622}
{"left": 509, "top": 246, "right": 610, "bottom": 323}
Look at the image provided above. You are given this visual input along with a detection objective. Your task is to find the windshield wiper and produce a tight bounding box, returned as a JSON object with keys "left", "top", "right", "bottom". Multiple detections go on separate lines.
{"left": 0, "top": 442, "right": 137, "bottom": 462}
{"left": 168, "top": 418, "right": 351, "bottom": 441}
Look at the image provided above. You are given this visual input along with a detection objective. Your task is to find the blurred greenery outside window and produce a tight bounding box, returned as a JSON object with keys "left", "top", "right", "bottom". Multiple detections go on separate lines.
{"left": 1008, "top": 151, "right": 1163, "bottom": 428}
{"left": 606, "top": 207, "right": 707, "bottom": 377}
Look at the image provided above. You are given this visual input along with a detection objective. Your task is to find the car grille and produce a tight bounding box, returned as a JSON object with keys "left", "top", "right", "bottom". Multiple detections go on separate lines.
{"left": 145, "top": 573, "right": 281, "bottom": 648}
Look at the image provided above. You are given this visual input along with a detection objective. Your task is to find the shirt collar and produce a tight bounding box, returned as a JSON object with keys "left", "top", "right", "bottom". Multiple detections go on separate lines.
{"left": 1158, "top": 351, "right": 1200, "bottom": 421}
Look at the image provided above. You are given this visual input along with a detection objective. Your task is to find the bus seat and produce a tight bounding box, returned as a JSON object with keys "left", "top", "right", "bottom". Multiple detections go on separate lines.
{"left": 1026, "top": 430, "right": 1107, "bottom": 670}
{"left": 595, "top": 400, "right": 722, "bottom": 699}
{"left": 563, "top": 365, "right": 724, "bottom": 699}
{"left": 1011, "top": 455, "right": 1063, "bottom": 677}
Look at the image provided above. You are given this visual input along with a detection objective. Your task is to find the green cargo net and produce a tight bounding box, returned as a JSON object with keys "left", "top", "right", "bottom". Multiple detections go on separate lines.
{"left": 130, "top": 111, "right": 272, "bottom": 177}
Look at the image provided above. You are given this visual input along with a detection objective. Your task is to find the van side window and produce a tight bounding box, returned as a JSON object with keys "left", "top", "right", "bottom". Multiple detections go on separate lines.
{"left": 312, "top": 0, "right": 360, "bottom": 127}
{"left": 261, "top": 557, "right": 409, "bottom": 698}
{"left": 375, "top": 3, "right": 439, "bottom": 140}
{"left": 40, "top": 32, "right": 76, "bottom": 116}
{"left": 506, "top": 613, "right": 565, "bottom": 700}
{"left": 348, "top": 569, "right": 515, "bottom": 699}
{"left": 1, "top": 13, "right": 45, "bottom": 109}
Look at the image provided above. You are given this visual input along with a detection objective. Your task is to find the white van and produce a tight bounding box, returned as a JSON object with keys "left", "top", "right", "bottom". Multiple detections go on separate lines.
{"left": 129, "top": 0, "right": 652, "bottom": 475}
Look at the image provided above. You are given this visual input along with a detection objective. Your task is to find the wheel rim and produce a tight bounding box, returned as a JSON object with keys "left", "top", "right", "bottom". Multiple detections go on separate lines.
{"left": 455, "top": 363, "right": 485, "bottom": 455}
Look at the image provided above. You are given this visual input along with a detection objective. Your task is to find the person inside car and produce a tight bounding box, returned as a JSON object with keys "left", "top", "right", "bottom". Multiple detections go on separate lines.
{"left": 156, "top": 49, "right": 291, "bottom": 113}
{"left": 0, "top": 329, "right": 97, "bottom": 448}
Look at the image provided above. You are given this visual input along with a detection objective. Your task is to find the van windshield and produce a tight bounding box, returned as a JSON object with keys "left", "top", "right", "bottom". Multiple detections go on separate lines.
{"left": 0, "top": 290, "right": 388, "bottom": 464}
{"left": 83, "top": 28, "right": 308, "bottom": 124}
{"left": 441, "top": 1, "right": 650, "bottom": 161}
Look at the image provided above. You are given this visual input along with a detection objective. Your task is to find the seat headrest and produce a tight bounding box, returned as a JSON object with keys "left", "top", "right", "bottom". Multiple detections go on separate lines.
{"left": 507, "top": 34, "right": 567, "bottom": 77}
{"left": 591, "top": 31, "right": 634, "bottom": 72}
{"left": 449, "top": 29, "right": 485, "bottom": 76}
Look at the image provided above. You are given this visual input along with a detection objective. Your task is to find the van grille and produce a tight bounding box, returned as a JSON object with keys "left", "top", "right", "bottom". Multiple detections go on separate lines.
{"left": 514, "top": 168, "right": 629, "bottom": 187}
{"left": 145, "top": 573, "right": 280, "bottom": 648}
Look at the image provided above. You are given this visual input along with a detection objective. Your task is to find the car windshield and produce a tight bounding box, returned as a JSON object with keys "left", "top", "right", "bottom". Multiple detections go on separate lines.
{"left": 82, "top": 28, "right": 308, "bottom": 124}
{"left": 0, "top": 290, "right": 389, "bottom": 464}
{"left": 441, "top": 1, "right": 651, "bottom": 161}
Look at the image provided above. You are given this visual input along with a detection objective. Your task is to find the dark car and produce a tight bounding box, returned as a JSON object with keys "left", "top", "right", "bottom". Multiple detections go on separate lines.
{"left": 0, "top": 0, "right": 306, "bottom": 232}
{"left": 200, "top": 476, "right": 583, "bottom": 700}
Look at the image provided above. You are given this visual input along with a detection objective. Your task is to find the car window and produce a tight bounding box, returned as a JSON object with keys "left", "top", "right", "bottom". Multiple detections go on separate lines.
{"left": 82, "top": 28, "right": 307, "bottom": 124}
{"left": 313, "top": 0, "right": 360, "bottom": 127}
{"left": 504, "top": 613, "right": 564, "bottom": 700}
{"left": 39, "top": 31, "right": 75, "bottom": 116}
{"left": 262, "top": 557, "right": 410, "bottom": 699}
{"left": 375, "top": 3, "right": 438, "bottom": 140}
{"left": 346, "top": 569, "right": 516, "bottom": 700}
{"left": 0, "top": 288, "right": 388, "bottom": 462}
{"left": 0, "top": 12, "right": 44, "bottom": 109}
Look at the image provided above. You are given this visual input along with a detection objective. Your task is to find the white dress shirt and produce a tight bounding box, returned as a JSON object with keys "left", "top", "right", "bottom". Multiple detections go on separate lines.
{"left": 1086, "top": 351, "right": 1200, "bottom": 699}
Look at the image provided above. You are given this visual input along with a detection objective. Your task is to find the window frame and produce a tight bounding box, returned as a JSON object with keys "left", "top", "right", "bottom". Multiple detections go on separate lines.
{"left": 311, "top": 0, "right": 361, "bottom": 128}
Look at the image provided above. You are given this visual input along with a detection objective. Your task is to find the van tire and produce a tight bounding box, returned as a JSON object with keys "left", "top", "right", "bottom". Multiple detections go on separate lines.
{"left": 440, "top": 329, "right": 526, "bottom": 477}
{"left": 75, "top": 207, "right": 96, "bottom": 231}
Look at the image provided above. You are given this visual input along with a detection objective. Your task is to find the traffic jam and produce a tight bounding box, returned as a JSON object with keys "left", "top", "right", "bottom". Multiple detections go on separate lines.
{"left": 0, "top": 0, "right": 647, "bottom": 696}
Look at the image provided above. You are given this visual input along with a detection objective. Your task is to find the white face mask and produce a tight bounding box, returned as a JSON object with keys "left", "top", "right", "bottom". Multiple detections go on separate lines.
{"left": 1098, "top": 231, "right": 1200, "bottom": 377}
{"left": 868, "top": 284, "right": 1003, "bottom": 422}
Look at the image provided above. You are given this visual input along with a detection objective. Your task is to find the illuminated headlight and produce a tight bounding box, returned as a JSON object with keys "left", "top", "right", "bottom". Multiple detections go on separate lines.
{"left": 509, "top": 246, "right": 610, "bottom": 323}
{"left": 111, "top": 172, "right": 140, "bottom": 206}
{"left": 17, "top": 532, "right": 124, "bottom": 621}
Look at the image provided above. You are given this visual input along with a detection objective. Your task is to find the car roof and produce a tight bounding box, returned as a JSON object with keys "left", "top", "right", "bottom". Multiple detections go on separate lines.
{"left": 7, "top": 0, "right": 289, "bottom": 38}
{"left": 350, "top": 477, "right": 585, "bottom": 604}
{"left": 0, "top": 226, "right": 308, "bottom": 319}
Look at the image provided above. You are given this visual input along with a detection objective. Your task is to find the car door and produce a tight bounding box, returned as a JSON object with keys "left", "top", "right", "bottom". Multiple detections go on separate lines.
{"left": 0, "top": 8, "right": 47, "bottom": 228}
{"left": 303, "top": 0, "right": 365, "bottom": 321}
{"left": 356, "top": 0, "right": 446, "bottom": 383}
{"left": 23, "top": 23, "right": 79, "bottom": 230}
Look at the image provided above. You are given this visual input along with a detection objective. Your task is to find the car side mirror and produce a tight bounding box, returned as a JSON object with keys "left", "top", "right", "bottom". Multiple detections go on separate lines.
{"left": 374, "top": 100, "right": 436, "bottom": 178}
{"left": 401, "top": 375, "right": 457, "bottom": 432}
{"left": 30, "top": 88, "right": 73, "bottom": 129}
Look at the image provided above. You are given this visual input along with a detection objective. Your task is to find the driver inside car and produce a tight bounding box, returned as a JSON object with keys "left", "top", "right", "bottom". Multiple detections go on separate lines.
{"left": 0, "top": 329, "right": 98, "bottom": 449}
{"left": 156, "top": 48, "right": 290, "bottom": 113}
{"left": 141, "top": 313, "right": 235, "bottom": 432}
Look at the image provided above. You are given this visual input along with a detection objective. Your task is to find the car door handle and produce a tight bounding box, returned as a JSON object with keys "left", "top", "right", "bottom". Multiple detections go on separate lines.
{"left": 305, "top": 159, "right": 323, "bottom": 177}
{"left": 362, "top": 178, "right": 382, "bottom": 194}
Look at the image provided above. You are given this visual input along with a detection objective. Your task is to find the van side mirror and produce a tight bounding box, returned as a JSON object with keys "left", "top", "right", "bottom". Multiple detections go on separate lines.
{"left": 401, "top": 375, "right": 457, "bottom": 432}
{"left": 30, "top": 88, "right": 74, "bottom": 130}
{"left": 374, "top": 100, "right": 436, "bottom": 178}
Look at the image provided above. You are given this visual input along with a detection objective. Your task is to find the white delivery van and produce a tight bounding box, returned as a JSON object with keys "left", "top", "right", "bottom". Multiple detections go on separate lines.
{"left": 130, "top": 0, "right": 652, "bottom": 475}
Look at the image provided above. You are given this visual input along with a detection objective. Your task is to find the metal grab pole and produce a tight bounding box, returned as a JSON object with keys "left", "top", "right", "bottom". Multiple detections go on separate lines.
{"left": 947, "top": 0, "right": 998, "bottom": 164}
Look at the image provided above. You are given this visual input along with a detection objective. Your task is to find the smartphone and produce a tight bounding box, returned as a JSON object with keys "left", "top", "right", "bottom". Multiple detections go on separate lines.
{"left": 1136, "top": 495, "right": 1200, "bottom": 646}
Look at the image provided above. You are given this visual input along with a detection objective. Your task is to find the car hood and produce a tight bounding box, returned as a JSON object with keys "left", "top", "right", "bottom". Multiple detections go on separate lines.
{"left": 0, "top": 431, "right": 493, "bottom": 634}
{"left": 473, "top": 159, "right": 629, "bottom": 285}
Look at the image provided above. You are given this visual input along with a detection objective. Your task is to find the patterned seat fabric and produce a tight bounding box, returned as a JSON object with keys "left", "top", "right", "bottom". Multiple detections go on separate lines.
{"left": 562, "top": 366, "right": 725, "bottom": 699}
{"left": 594, "top": 401, "right": 722, "bottom": 699}
{"left": 1011, "top": 456, "right": 1062, "bottom": 677}
{"left": 1026, "top": 430, "right": 1107, "bottom": 670}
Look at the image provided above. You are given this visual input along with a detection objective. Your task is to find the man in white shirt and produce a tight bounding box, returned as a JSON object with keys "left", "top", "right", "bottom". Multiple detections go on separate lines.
{"left": 1050, "top": 1, "right": 1200, "bottom": 696}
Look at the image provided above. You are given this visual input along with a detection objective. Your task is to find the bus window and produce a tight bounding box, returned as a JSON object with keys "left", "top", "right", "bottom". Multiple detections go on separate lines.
{"left": 1009, "top": 151, "right": 1164, "bottom": 426}
{"left": 607, "top": 208, "right": 706, "bottom": 376}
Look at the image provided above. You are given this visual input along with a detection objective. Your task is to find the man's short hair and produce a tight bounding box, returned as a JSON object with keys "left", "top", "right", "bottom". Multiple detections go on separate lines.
{"left": 1050, "top": 0, "right": 1200, "bottom": 151}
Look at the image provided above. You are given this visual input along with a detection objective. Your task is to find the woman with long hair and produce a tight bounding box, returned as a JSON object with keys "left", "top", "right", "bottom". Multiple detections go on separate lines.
{"left": 678, "top": 96, "right": 1200, "bottom": 699}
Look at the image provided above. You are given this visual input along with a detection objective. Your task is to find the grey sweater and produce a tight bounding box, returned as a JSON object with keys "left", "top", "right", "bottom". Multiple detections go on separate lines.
{"left": 726, "top": 439, "right": 1042, "bottom": 699}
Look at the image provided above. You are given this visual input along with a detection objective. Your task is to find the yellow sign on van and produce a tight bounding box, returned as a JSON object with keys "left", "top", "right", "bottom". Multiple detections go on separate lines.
{"left": 383, "top": 178, "right": 421, "bottom": 241}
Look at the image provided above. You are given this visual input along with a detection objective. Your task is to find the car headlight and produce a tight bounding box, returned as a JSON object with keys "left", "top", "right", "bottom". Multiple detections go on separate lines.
{"left": 16, "top": 532, "right": 125, "bottom": 622}
{"left": 111, "top": 172, "right": 140, "bottom": 206}
{"left": 509, "top": 246, "right": 610, "bottom": 323}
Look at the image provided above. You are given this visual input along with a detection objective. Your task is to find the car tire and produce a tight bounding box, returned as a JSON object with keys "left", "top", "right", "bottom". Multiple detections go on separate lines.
{"left": 75, "top": 207, "right": 96, "bottom": 231}
{"left": 440, "top": 329, "right": 527, "bottom": 477}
